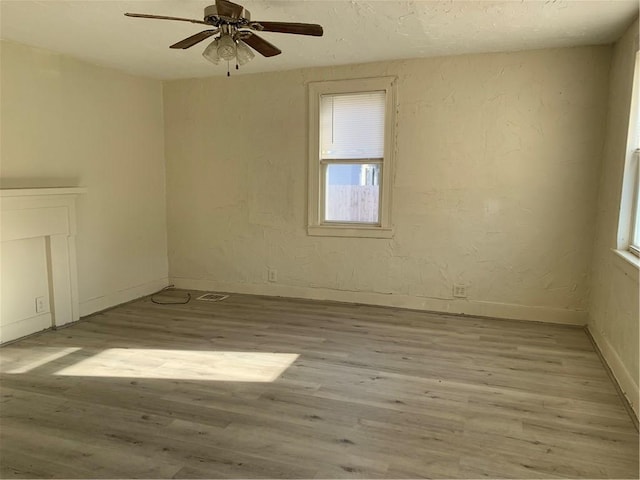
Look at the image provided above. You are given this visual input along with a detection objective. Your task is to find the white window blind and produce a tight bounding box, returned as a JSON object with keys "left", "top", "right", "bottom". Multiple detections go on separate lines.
{"left": 320, "top": 91, "right": 385, "bottom": 160}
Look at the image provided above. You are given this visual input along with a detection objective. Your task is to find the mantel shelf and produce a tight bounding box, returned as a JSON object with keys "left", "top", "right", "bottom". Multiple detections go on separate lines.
{"left": 0, "top": 187, "right": 87, "bottom": 197}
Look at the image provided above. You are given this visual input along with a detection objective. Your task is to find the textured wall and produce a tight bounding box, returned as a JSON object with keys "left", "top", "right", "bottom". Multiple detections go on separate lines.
{"left": 0, "top": 40, "right": 169, "bottom": 315}
{"left": 588, "top": 19, "right": 639, "bottom": 416}
{"left": 165, "top": 46, "right": 611, "bottom": 324}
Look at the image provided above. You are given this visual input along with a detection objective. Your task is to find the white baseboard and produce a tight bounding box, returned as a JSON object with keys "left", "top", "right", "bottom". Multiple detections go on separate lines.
{"left": 79, "top": 277, "right": 168, "bottom": 317}
{"left": 587, "top": 325, "right": 639, "bottom": 419}
{"left": 170, "top": 277, "right": 587, "bottom": 326}
{"left": 0, "top": 312, "right": 52, "bottom": 344}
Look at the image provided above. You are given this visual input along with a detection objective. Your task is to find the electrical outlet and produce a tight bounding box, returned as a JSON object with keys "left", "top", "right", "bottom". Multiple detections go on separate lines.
{"left": 268, "top": 268, "right": 278, "bottom": 283}
{"left": 453, "top": 284, "right": 467, "bottom": 298}
{"left": 35, "top": 296, "right": 47, "bottom": 313}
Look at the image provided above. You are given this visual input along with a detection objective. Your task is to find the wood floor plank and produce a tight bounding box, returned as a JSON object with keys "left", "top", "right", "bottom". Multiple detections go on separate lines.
{"left": 1, "top": 291, "right": 637, "bottom": 478}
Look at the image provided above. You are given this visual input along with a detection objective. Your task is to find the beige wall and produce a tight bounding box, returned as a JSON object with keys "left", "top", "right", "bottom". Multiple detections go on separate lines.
{"left": 164, "top": 46, "right": 611, "bottom": 325}
{"left": 0, "top": 40, "right": 168, "bottom": 317}
{"left": 588, "top": 19, "right": 639, "bottom": 416}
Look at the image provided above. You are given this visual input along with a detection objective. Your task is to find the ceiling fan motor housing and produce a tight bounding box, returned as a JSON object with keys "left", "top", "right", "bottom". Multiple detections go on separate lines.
{"left": 204, "top": 4, "right": 251, "bottom": 24}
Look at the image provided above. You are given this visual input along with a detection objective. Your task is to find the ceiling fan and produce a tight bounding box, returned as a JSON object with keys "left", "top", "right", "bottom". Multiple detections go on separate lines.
{"left": 125, "top": 0, "right": 323, "bottom": 74}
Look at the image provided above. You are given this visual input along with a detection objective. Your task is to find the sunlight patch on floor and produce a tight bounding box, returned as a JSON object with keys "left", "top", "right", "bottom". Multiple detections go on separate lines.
{"left": 52, "top": 349, "right": 299, "bottom": 382}
{"left": 3, "top": 347, "right": 82, "bottom": 374}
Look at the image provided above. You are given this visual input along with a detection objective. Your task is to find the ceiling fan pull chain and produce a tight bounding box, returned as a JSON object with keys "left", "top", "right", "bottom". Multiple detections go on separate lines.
{"left": 227, "top": 60, "right": 230, "bottom": 77}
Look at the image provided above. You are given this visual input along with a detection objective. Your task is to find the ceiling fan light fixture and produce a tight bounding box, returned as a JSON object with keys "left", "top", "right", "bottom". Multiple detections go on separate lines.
{"left": 202, "top": 38, "right": 221, "bottom": 64}
{"left": 217, "top": 34, "right": 236, "bottom": 61}
{"left": 236, "top": 40, "right": 255, "bottom": 65}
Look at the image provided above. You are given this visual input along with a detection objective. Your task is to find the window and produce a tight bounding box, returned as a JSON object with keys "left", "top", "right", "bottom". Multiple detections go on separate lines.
{"left": 630, "top": 149, "right": 640, "bottom": 257}
{"left": 308, "top": 77, "right": 396, "bottom": 238}
{"left": 617, "top": 52, "right": 640, "bottom": 259}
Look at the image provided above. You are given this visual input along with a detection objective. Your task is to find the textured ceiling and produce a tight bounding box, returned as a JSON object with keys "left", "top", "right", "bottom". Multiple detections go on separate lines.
{"left": 1, "top": 0, "right": 638, "bottom": 80}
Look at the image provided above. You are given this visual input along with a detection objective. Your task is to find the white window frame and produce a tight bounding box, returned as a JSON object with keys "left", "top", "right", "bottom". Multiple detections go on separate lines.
{"left": 629, "top": 149, "right": 640, "bottom": 257}
{"left": 307, "top": 77, "right": 397, "bottom": 238}
{"left": 616, "top": 51, "right": 640, "bottom": 264}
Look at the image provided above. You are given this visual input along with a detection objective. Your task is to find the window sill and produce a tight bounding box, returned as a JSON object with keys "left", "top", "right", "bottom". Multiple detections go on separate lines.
{"left": 611, "top": 248, "right": 640, "bottom": 281}
{"left": 307, "top": 225, "right": 394, "bottom": 239}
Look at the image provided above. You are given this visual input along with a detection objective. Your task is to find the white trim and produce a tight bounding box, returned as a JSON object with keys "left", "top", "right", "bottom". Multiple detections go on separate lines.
{"left": 308, "top": 76, "right": 397, "bottom": 238}
{"left": 0, "top": 189, "right": 83, "bottom": 343}
{"left": 0, "top": 313, "right": 52, "bottom": 344}
{"left": 587, "top": 325, "right": 639, "bottom": 419}
{"left": 629, "top": 149, "right": 640, "bottom": 249}
{"left": 171, "top": 276, "right": 587, "bottom": 326}
{"left": 611, "top": 248, "right": 640, "bottom": 282}
{"left": 307, "top": 225, "right": 393, "bottom": 239}
{"left": 0, "top": 187, "right": 87, "bottom": 197}
{"left": 616, "top": 53, "right": 640, "bottom": 250}
{"left": 79, "top": 277, "right": 169, "bottom": 317}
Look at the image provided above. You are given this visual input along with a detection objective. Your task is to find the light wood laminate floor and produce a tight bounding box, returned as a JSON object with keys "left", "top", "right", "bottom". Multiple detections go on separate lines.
{"left": 0, "top": 291, "right": 638, "bottom": 479}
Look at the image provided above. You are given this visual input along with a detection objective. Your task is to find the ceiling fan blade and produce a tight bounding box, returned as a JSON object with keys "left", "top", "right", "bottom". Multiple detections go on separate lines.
{"left": 215, "top": 0, "right": 245, "bottom": 19}
{"left": 242, "top": 32, "right": 282, "bottom": 57}
{"left": 252, "top": 21, "right": 323, "bottom": 37}
{"left": 124, "top": 13, "right": 209, "bottom": 26}
{"left": 170, "top": 30, "right": 219, "bottom": 49}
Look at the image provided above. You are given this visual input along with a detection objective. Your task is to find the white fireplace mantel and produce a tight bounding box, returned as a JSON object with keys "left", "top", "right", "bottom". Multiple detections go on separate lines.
{"left": 1, "top": 187, "right": 86, "bottom": 343}
{"left": 0, "top": 187, "right": 87, "bottom": 198}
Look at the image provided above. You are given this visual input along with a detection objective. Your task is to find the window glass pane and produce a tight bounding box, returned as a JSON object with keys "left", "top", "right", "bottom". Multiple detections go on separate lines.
{"left": 324, "top": 164, "right": 380, "bottom": 223}
{"left": 320, "top": 92, "right": 385, "bottom": 160}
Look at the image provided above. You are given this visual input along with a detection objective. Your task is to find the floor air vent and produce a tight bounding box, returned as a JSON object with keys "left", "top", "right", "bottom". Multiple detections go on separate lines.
{"left": 196, "top": 293, "right": 229, "bottom": 302}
